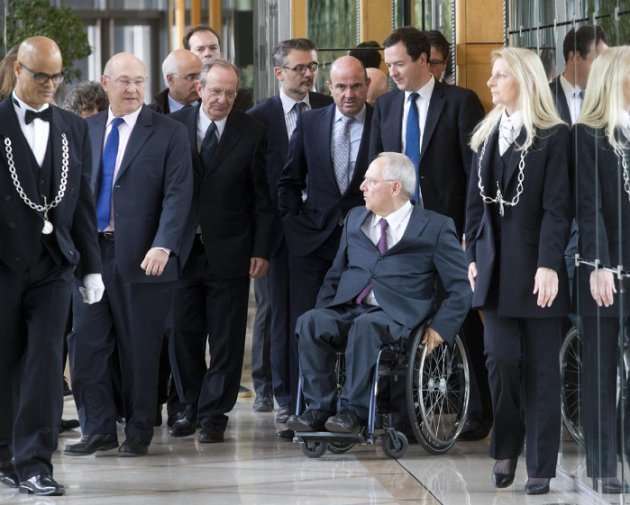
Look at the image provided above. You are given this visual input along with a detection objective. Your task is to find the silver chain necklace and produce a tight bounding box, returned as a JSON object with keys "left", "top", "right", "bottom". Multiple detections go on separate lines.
{"left": 619, "top": 148, "right": 630, "bottom": 203}
{"left": 4, "top": 133, "right": 69, "bottom": 234}
{"left": 477, "top": 134, "right": 527, "bottom": 217}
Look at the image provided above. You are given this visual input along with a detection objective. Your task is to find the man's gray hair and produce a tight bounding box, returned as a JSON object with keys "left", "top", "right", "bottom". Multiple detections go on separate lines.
{"left": 161, "top": 51, "right": 179, "bottom": 86}
{"left": 376, "top": 152, "right": 417, "bottom": 197}
{"left": 199, "top": 59, "right": 240, "bottom": 87}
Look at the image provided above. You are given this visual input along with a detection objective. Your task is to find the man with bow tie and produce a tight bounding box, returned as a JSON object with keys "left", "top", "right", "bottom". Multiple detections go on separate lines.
{"left": 0, "top": 36, "right": 103, "bottom": 496}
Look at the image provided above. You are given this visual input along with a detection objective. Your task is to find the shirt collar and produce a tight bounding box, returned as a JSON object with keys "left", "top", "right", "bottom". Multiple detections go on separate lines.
{"left": 106, "top": 105, "right": 142, "bottom": 129}
{"left": 199, "top": 106, "right": 227, "bottom": 138}
{"left": 404, "top": 76, "right": 436, "bottom": 102}
{"left": 500, "top": 109, "right": 523, "bottom": 134}
{"left": 167, "top": 93, "right": 186, "bottom": 113}
{"left": 334, "top": 104, "right": 367, "bottom": 124}
{"left": 374, "top": 200, "right": 413, "bottom": 229}
{"left": 279, "top": 88, "right": 310, "bottom": 115}
{"left": 12, "top": 91, "right": 50, "bottom": 125}
{"left": 560, "top": 74, "right": 583, "bottom": 99}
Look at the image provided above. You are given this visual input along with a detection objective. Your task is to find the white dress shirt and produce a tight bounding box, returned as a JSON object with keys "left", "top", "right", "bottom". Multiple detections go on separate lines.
{"left": 167, "top": 94, "right": 186, "bottom": 114}
{"left": 360, "top": 200, "right": 414, "bottom": 305}
{"left": 619, "top": 109, "right": 630, "bottom": 142}
{"left": 197, "top": 106, "right": 227, "bottom": 152}
{"left": 12, "top": 92, "right": 50, "bottom": 166}
{"left": 401, "top": 76, "right": 435, "bottom": 153}
{"left": 280, "top": 88, "right": 311, "bottom": 139}
{"left": 498, "top": 109, "right": 523, "bottom": 156}
{"left": 332, "top": 105, "right": 366, "bottom": 183}
{"left": 560, "top": 74, "right": 584, "bottom": 125}
{"left": 102, "top": 106, "right": 142, "bottom": 231}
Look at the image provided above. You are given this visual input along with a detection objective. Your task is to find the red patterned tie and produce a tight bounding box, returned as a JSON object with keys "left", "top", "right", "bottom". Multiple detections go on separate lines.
{"left": 356, "top": 218, "right": 389, "bottom": 304}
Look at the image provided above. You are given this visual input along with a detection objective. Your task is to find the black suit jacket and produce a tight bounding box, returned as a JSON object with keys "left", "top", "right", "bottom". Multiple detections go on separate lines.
{"left": 87, "top": 106, "right": 193, "bottom": 283}
{"left": 170, "top": 105, "right": 274, "bottom": 279}
{"left": 150, "top": 87, "right": 250, "bottom": 114}
{"left": 465, "top": 124, "right": 571, "bottom": 318}
{"left": 247, "top": 92, "right": 333, "bottom": 255}
{"left": 150, "top": 88, "right": 172, "bottom": 114}
{"left": 0, "top": 98, "right": 101, "bottom": 275}
{"left": 278, "top": 103, "right": 373, "bottom": 259}
{"left": 575, "top": 124, "right": 630, "bottom": 317}
{"left": 550, "top": 77, "right": 572, "bottom": 124}
{"left": 369, "top": 81, "right": 484, "bottom": 235}
{"left": 317, "top": 205, "right": 471, "bottom": 343}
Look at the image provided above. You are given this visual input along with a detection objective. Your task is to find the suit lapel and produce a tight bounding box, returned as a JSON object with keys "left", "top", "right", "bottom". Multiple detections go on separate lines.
{"left": 50, "top": 107, "right": 69, "bottom": 215}
{"left": 115, "top": 106, "right": 153, "bottom": 183}
{"left": 503, "top": 127, "right": 527, "bottom": 191}
{"left": 388, "top": 92, "right": 404, "bottom": 152}
{"left": 386, "top": 206, "right": 429, "bottom": 255}
{"left": 187, "top": 106, "right": 203, "bottom": 179}
{"left": 421, "top": 82, "right": 445, "bottom": 154}
{"left": 88, "top": 111, "right": 107, "bottom": 192}
{"left": 348, "top": 105, "right": 373, "bottom": 191}
{"left": 205, "top": 111, "right": 240, "bottom": 177}
{"left": 480, "top": 127, "right": 499, "bottom": 194}
{"left": 0, "top": 98, "right": 42, "bottom": 205}
{"left": 551, "top": 78, "right": 571, "bottom": 124}
{"left": 321, "top": 105, "right": 340, "bottom": 195}
{"left": 271, "top": 96, "right": 289, "bottom": 153}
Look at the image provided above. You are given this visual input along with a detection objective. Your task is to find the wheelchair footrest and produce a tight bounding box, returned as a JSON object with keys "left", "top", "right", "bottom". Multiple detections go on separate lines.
{"left": 294, "top": 431, "right": 364, "bottom": 443}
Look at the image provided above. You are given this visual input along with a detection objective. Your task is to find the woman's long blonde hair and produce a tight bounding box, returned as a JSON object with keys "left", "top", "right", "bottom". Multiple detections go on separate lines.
{"left": 470, "top": 47, "right": 564, "bottom": 153}
{"left": 578, "top": 46, "right": 630, "bottom": 155}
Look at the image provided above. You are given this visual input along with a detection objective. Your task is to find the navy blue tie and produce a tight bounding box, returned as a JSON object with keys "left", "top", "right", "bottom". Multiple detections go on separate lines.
{"left": 404, "top": 92, "right": 421, "bottom": 205}
{"left": 96, "top": 117, "right": 124, "bottom": 231}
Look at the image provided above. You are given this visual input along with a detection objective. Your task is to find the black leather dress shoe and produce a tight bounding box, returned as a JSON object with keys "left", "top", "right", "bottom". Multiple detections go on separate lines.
{"left": 19, "top": 474, "right": 65, "bottom": 496}
{"left": 287, "top": 410, "right": 330, "bottom": 432}
{"left": 64, "top": 434, "right": 118, "bottom": 455}
{"left": 59, "top": 419, "right": 80, "bottom": 433}
{"left": 118, "top": 440, "right": 148, "bottom": 457}
{"left": 169, "top": 416, "right": 196, "bottom": 437}
{"left": 0, "top": 468, "right": 18, "bottom": 488}
{"left": 277, "top": 428, "right": 294, "bottom": 440}
{"left": 325, "top": 411, "right": 362, "bottom": 434}
{"left": 198, "top": 429, "right": 224, "bottom": 443}
{"left": 525, "top": 477, "right": 550, "bottom": 495}
{"left": 493, "top": 459, "right": 517, "bottom": 488}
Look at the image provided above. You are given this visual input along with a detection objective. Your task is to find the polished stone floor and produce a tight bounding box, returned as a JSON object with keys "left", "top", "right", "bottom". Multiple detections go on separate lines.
{"left": 0, "top": 395, "right": 611, "bottom": 505}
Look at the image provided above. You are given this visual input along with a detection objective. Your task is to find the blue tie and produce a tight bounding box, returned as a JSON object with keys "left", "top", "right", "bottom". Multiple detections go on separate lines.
{"left": 96, "top": 117, "right": 124, "bottom": 231}
{"left": 404, "top": 92, "right": 421, "bottom": 205}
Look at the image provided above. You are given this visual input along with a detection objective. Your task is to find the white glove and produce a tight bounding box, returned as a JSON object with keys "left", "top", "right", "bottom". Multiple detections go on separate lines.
{"left": 79, "top": 273, "right": 105, "bottom": 304}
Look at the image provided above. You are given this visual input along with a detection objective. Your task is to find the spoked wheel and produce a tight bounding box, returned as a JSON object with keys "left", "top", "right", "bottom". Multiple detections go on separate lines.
{"left": 560, "top": 326, "right": 583, "bottom": 446}
{"left": 301, "top": 439, "right": 327, "bottom": 458}
{"left": 407, "top": 330, "right": 470, "bottom": 454}
{"left": 327, "top": 441, "right": 354, "bottom": 454}
{"left": 382, "top": 431, "right": 408, "bottom": 459}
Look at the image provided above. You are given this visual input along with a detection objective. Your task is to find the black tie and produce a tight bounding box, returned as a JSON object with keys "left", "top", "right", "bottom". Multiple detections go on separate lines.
{"left": 200, "top": 122, "right": 218, "bottom": 169}
{"left": 25, "top": 108, "right": 52, "bottom": 125}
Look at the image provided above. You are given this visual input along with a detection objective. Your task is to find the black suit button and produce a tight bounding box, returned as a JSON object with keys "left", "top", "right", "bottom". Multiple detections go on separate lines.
{"left": 114, "top": 185, "right": 121, "bottom": 189}
{"left": 68, "top": 250, "right": 75, "bottom": 256}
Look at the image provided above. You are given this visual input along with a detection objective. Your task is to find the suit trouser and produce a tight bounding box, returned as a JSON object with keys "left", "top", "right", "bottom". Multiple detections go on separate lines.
{"left": 268, "top": 243, "right": 292, "bottom": 408}
{"left": 483, "top": 310, "right": 562, "bottom": 478}
{"left": 251, "top": 275, "right": 272, "bottom": 399}
{"left": 297, "top": 304, "right": 407, "bottom": 419}
{"left": 581, "top": 316, "right": 630, "bottom": 478}
{"left": 0, "top": 254, "right": 72, "bottom": 480}
{"left": 170, "top": 240, "right": 250, "bottom": 431}
{"left": 288, "top": 252, "right": 334, "bottom": 409}
{"left": 70, "top": 237, "right": 174, "bottom": 446}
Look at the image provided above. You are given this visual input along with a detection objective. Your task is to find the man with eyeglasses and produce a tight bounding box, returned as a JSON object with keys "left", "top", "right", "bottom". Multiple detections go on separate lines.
{"left": 151, "top": 49, "right": 202, "bottom": 115}
{"left": 425, "top": 30, "right": 452, "bottom": 84}
{"left": 248, "top": 38, "right": 333, "bottom": 431}
{"left": 167, "top": 60, "right": 273, "bottom": 443}
{"left": 0, "top": 36, "right": 103, "bottom": 496}
{"left": 65, "top": 52, "right": 192, "bottom": 458}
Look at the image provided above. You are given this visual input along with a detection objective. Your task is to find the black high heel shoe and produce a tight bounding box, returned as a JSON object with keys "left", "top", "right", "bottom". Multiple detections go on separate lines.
{"left": 493, "top": 458, "right": 517, "bottom": 488}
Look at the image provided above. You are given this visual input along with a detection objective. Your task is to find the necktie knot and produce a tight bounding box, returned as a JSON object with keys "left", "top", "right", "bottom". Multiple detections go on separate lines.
{"left": 111, "top": 117, "right": 125, "bottom": 129}
{"left": 25, "top": 107, "right": 52, "bottom": 125}
{"left": 409, "top": 92, "right": 419, "bottom": 103}
{"left": 293, "top": 102, "right": 307, "bottom": 115}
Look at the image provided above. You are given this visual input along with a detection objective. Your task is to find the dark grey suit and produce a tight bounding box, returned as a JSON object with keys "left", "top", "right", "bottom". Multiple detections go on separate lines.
{"left": 297, "top": 205, "right": 471, "bottom": 419}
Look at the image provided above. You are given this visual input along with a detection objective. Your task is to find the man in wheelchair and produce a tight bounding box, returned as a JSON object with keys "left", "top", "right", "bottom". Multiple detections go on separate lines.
{"left": 287, "top": 153, "right": 472, "bottom": 434}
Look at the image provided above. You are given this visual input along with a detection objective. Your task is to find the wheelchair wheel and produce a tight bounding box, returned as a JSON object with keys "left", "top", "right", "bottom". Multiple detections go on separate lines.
{"left": 559, "top": 326, "right": 583, "bottom": 446}
{"left": 327, "top": 441, "right": 354, "bottom": 454}
{"left": 302, "top": 439, "right": 327, "bottom": 458}
{"left": 382, "top": 431, "right": 408, "bottom": 459}
{"left": 407, "top": 331, "right": 470, "bottom": 455}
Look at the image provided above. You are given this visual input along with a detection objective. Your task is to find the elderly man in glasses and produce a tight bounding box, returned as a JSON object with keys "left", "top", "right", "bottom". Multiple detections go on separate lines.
{"left": 0, "top": 36, "right": 103, "bottom": 496}
{"left": 151, "top": 49, "right": 203, "bottom": 115}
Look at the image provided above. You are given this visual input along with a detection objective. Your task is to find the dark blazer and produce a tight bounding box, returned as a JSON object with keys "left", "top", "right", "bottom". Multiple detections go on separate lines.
{"left": 550, "top": 77, "right": 572, "bottom": 124}
{"left": 150, "top": 88, "right": 172, "bottom": 114}
{"left": 575, "top": 124, "right": 630, "bottom": 317}
{"left": 277, "top": 103, "right": 373, "bottom": 259}
{"left": 248, "top": 92, "right": 333, "bottom": 255}
{"left": 0, "top": 98, "right": 101, "bottom": 274}
{"left": 87, "top": 105, "right": 193, "bottom": 283}
{"left": 369, "top": 81, "right": 485, "bottom": 235}
{"left": 316, "top": 205, "right": 471, "bottom": 343}
{"left": 465, "top": 124, "right": 571, "bottom": 318}
{"left": 170, "top": 105, "right": 274, "bottom": 279}
{"left": 150, "top": 87, "right": 250, "bottom": 114}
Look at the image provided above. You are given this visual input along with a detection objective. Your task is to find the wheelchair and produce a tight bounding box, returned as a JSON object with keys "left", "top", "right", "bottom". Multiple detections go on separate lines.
{"left": 293, "top": 324, "right": 471, "bottom": 459}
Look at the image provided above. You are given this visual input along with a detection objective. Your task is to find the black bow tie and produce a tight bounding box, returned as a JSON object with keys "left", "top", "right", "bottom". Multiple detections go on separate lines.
{"left": 25, "top": 108, "right": 52, "bottom": 125}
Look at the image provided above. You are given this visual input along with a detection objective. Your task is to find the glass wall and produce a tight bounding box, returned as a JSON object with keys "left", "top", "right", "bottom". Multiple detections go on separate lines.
{"left": 506, "top": 0, "right": 630, "bottom": 501}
